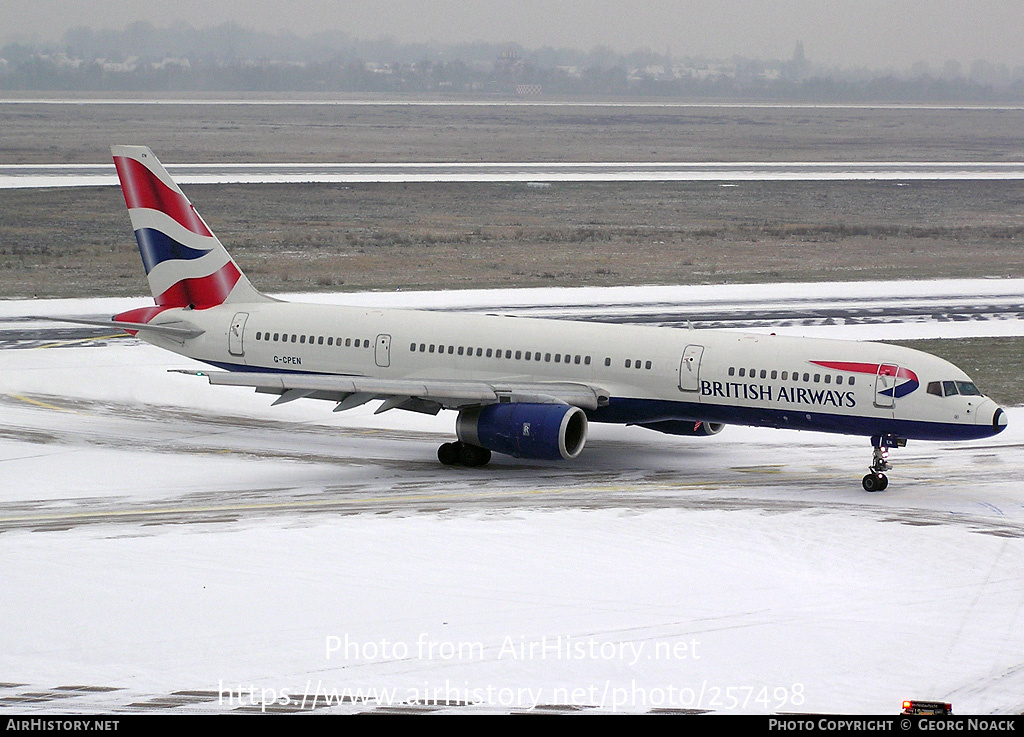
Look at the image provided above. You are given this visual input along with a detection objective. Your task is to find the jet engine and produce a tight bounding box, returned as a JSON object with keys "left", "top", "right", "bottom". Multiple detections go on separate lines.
{"left": 457, "top": 403, "right": 588, "bottom": 461}
{"left": 636, "top": 420, "right": 725, "bottom": 437}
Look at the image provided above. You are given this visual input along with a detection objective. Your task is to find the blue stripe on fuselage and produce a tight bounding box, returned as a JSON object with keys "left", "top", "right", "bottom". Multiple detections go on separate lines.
{"left": 201, "top": 360, "right": 995, "bottom": 442}
{"left": 586, "top": 397, "right": 996, "bottom": 442}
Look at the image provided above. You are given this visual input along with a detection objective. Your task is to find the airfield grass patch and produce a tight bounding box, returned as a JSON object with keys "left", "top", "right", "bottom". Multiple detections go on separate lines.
{"left": 2, "top": 180, "right": 1023, "bottom": 298}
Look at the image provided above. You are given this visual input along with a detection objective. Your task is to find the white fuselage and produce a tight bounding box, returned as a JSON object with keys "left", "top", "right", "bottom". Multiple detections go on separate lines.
{"left": 141, "top": 301, "right": 1005, "bottom": 443}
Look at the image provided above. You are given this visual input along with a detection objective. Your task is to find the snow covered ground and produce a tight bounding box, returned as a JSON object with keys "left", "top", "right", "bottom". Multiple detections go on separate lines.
{"left": 6, "top": 161, "right": 1024, "bottom": 189}
{"left": 1, "top": 283, "right": 1022, "bottom": 714}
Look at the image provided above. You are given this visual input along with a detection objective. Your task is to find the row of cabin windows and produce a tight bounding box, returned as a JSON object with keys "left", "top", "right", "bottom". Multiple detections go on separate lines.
{"left": 727, "top": 366, "right": 855, "bottom": 386}
{"left": 407, "top": 343, "right": 658, "bottom": 371}
{"left": 250, "top": 331, "right": 655, "bottom": 371}
{"left": 410, "top": 342, "right": 593, "bottom": 366}
{"left": 254, "top": 331, "right": 370, "bottom": 348}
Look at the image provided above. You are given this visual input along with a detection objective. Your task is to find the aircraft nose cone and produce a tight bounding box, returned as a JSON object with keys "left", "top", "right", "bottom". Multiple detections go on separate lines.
{"left": 993, "top": 407, "right": 1007, "bottom": 434}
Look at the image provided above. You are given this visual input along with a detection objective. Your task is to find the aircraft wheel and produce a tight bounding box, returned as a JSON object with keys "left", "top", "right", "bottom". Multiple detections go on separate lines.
{"left": 459, "top": 443, "right": 491, "bottom": 467}
{"left": 862, "top": 473, "right": 887, "bottom": 492}
{"left": 437, "top": 442, "right": 460, "bottom": 466}
{"left": 878, "top": 474, "right": 889, "bottom": 491}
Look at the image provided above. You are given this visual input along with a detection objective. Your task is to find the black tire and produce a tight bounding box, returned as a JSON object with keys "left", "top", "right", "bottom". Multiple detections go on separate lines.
{"left": 437, "top": 442, "right": 460, "bottom": 466}
{"left": 878, "top": 474, "right": 889, "bottom": 491}
{"left": 862, "top": 473, "right": 884, "bottom": 492}
{"left": 459, "top": 443, "right": 491, "bottom": 467}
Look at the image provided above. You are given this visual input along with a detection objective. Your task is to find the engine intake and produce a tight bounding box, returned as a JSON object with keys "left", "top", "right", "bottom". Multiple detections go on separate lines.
{"left": 457, "top": 403, "right": 588, "bottom": 461}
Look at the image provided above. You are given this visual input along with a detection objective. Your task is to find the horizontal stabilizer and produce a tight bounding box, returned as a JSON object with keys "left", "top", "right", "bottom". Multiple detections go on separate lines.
{"left": 35, "top": 316, "right": 205, "bottom": 339}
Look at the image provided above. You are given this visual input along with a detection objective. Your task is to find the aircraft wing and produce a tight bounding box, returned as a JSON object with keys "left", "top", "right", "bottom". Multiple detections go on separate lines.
{"left": 173, "top": 370, "right": 610, "bottom": 415}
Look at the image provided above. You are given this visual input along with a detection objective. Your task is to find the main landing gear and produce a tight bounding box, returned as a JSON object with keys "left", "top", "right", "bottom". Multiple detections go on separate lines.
{"left": 862, "top": 434, "right": 906, "bottom": 492}
{"left": 438, "top": 441, "right": 491, "bottom": 468}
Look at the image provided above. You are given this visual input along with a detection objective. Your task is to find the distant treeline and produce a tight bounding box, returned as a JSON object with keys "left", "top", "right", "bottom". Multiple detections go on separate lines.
{"left": 3, "top": 22, "right": 1024, "bottom": 101}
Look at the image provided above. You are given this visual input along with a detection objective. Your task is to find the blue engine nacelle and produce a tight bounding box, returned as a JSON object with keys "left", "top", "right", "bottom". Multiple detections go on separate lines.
{"left": 637, "top": 420, "right": 725, "bottom": 437}
{"left": 457, "top": 403, "right": 588, "bottom": 461}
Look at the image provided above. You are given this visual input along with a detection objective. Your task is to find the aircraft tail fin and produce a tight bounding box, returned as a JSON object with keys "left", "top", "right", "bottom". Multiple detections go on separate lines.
{"left": 111, "top": 145, "right": 271, "bottom": 308}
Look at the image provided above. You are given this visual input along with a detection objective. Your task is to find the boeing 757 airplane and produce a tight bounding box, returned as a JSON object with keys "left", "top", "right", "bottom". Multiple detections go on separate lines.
{"left": 78, "top": 146, "right": 1007, "bottom": 491}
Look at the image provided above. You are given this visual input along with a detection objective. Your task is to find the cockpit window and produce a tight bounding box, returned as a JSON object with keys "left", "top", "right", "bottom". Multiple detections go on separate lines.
{"left": 929, "top": 380, "right": 983, "bottom": 398}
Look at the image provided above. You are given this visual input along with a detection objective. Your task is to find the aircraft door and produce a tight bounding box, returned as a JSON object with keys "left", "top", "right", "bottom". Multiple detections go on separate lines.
{"left": 874, "top": 364, "right": 899, "bottom": 409}
{"left": 228, "top": 312, "right": 249, "bottom": 357}
{"left": 375, "top": 334, "right": 391, "bottom": 368}
{"left": 678, "top": 344, "right": 705, "bottom": 391}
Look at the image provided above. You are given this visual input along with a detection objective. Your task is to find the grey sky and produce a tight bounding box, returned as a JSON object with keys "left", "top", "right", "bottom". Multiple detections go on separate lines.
{"left": 3, "top": 0, "right": 1022, "bottom": 69}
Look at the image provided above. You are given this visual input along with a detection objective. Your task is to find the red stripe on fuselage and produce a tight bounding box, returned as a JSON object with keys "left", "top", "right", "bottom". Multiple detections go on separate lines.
{"left": 811, "top": 360, "right": 883, "bottom": 375}
{"left": 811, "top": 360, "right": 918, "bottom": 382}
{"left": 113, "top": 156, "right": 213, "bottom": 237}
{"left": 154, "top": 261, "right": 241, "bottom": 309}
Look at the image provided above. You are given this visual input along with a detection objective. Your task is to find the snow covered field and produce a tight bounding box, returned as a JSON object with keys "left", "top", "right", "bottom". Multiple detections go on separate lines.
{"left": 6, "top": 161, "right": 1024, "bottom": 189}
{"left": 1, "top": 283, "right": 1022, "bottom": 714}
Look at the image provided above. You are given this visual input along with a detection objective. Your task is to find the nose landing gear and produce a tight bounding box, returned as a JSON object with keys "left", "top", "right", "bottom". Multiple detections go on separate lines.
{"left": 862, "top": 435, "right": 905, "bottom": 491}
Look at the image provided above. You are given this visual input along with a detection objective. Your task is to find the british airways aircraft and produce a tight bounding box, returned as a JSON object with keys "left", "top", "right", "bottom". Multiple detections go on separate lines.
{"left": 84, "top": 146, "right": 1007, "bottom": 491}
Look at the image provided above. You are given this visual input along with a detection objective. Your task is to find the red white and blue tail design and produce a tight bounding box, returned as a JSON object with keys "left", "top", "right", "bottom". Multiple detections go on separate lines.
{"left": 112, "top": 145, "right": 268, "bottom": 308}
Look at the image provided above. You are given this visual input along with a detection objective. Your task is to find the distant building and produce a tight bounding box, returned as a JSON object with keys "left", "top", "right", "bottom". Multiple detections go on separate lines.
{"left": 153, "top": 57, "right": 190, "bottom": 70}
{"left": 39, "top": 53, "right": 83, "bottom": 69}
{"left": 99, "top": 56, "right": 139, "bottom": 72}
{"left": 785, "top": 41, "right": 811, "bottom": 81}
{"left": 516, "top": 84, "right": 542, "bottom": 96}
